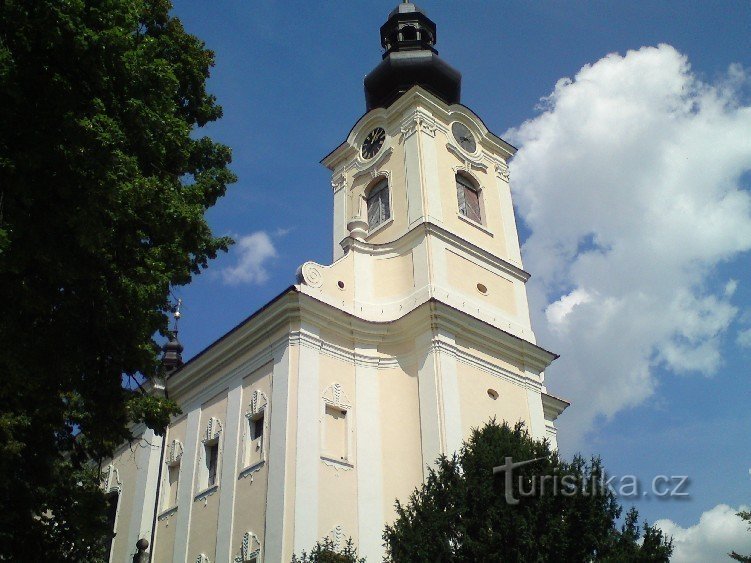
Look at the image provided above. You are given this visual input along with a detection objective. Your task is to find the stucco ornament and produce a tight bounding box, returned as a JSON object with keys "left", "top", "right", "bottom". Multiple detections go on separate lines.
{"left": 203, "top": 417, "right": 222, "bottom": 443}
{"left": 299, "top": 261, "right": 324, "bottom": 288}
{"left": 247, "top": 390, "right": 268, "bottom": 416}
{"left": 322, "top": 383, "right": 351, "bottom": 409}
{"left": 166, "top": 439, "right": 183, "bottom": 465}
{"left": 100, "top": 463, "right": 122, "bottom": 494}
{"left": 234, "top": 531, "right": 261, "bottom": 562}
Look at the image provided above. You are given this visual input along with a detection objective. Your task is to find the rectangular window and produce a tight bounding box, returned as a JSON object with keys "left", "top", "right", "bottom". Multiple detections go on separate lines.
{"left": 206, "top": 443, "right": 219, "bottom": 487}
{"left": 105, "top": 493, "right": 119, "bottom": 556}
{"left": 366, "top": 181, "right": 390, "bottom": 229}
{"left": 457, "top": 176, "right": 482, "bottom": 224}
{"left": 245, "top": 414, "right": 265, "bottom": 468}
{"left": 252, "top": 417, "right": 264, "bottom": 442}
{"left": 324, "top": 405, "right": 347, "bottom": 460}
{"left": 167, "top": 463, "right": 180, "bottom": 508}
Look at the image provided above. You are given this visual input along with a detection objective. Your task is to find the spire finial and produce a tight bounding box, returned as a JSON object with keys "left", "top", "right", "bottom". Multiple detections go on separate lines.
{"left": 163, "top": 298, "right": 184, "bottom": 373}
{"left": 172, "top": 298, "right": 182, "bottom": 332}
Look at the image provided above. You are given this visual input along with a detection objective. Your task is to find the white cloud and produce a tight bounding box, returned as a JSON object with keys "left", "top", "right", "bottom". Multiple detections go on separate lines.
{"left": 220, "top": 231, "right": 277, "bottom": 285}
{"left": 655, "top": 504, "right": 751, "bottom": 563}
{"left": 505, "top": 45, "right": 751, "bottom": 443}
{"left": 737, "top": 328, "right": 751, "bottom": 348}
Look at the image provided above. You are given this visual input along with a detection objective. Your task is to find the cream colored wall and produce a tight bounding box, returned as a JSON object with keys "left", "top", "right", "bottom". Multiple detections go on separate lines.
{"left": 454, "top": 335, "right": 524, "bottom": 377}
{"left": 231, "top": 362, "right": 273, "bottom": 560}
{"left": 108, "top": 441, "right": 141, "bottom": 563}
{"left": 445, "top": 249, "right": 517, "bottom": 315}
{"left": 455, "top": 360, "right": 532, "bottom": 436}
{"left": 373, "top": 251, "right": 415, "bottom": 300}
{"left": 317, "top": 353, "right": 358, "bottom": 543}
{"left": 377, "top": 362, "right": 423, "bottom": 525}
{"left": 187, "top": 390, "right": 228, "bottom": 562}
{"left": 434, "top": 127, "right": 510, "bottom": 258}
{"left": 152, "top": 414, "right": 187, "bottom": 563}
{"left": 348, "top": 141, "right": 410, "bottom": 247}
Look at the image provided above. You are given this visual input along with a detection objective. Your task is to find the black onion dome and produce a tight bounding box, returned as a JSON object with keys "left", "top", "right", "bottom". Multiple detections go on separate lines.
{"left": 364, "top": 2, "right": 461, "bottom": 111}
{"left": 162, "top": 330, "right": 184, "bottom": 373}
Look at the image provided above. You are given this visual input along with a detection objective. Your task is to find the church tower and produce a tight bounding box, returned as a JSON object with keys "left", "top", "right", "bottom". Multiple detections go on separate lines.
{"left": 293, "top": 2, "right": 569, "bottom": 559}
{"left": 100, "top": 5, "right": 568, "bottom": 563}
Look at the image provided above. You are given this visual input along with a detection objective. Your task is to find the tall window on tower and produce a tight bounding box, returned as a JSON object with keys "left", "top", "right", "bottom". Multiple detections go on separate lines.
{"left": 199, "top": 417, "right": 222, "bottom": 491}
{"left": 206, "top": 442, "right": 219, "bottom": 487}
{"left": 456, "top": 173, "right": 482, "bottom": 224}
{"left": 366, "top": 179, "right": 390, "bottom": 230}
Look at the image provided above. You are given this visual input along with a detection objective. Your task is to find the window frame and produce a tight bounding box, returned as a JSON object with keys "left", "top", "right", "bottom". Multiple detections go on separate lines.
{"left": 456, "top": 173, "right": 483, "bottom": 225}
{"left": 205, "top": 441, "right": 219, "bottom": 488}
{"left": 365, "top": 179, "right": 391, "bottom": 232}
{"left": 320, "top": 383, "right": 353, "bottom": 467}
{"left": 242, "top": 390, "right": 268, "bottom": 475}
{"left": 196, "top": 417, "right": 223, "bottom": 497}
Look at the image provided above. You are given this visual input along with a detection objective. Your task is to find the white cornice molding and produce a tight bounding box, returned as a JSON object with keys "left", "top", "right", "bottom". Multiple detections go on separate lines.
{"left": 541, "top": 392, "right": 570, "bottom": 421}
{"left": 399, "top": 107, "right": 437, "bottom": 140}
{"left": 352, "top": 147, "right": 393, "bottom": 179}
{"left": 446, "top": 143, "right": 489, "bottom": 172}
{"left": 321, "top": 85, "right": 516, "bottom": 171}
{"left": 165, "top": 286, "right": 557, "bottom": 409}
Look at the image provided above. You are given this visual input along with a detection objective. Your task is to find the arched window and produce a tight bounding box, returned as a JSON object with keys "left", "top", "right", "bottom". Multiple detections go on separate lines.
{"left": 366, "top": 179, "right": 390, "bottom": 230}
{"left": 456, "top": 173, "right": 482, "bottom": 224}
{"left": 400, "top": 25, "right": 418, "bottom": 41}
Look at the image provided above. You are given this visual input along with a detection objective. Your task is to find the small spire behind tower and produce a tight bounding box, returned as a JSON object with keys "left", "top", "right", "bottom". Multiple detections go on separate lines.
{"left": 162, "top": 299, "right": 184, "bottom": 374}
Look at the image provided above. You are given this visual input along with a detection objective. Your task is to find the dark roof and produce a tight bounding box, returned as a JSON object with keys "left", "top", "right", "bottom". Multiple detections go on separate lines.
{"left": 364, "top": 2, "right": 461, "bottom": 111}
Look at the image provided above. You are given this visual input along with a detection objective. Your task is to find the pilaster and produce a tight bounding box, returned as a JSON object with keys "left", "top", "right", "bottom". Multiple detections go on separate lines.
{"left": 264, "top": 341, "right": 292, "bottom": 562}
{"left": 172, "top": 407, "right": 202, "bottom": 563}
{"left": 354, "top": 343, "right": 385, "bottom": 561}
{"left": 214, "top": 377, "right": 244, "bottom": 563}
{"left": 126, "top": 428, "right": 162, "bottom": 559}
{"left": 292, "top": 324, "right": 321, "bottom": 554}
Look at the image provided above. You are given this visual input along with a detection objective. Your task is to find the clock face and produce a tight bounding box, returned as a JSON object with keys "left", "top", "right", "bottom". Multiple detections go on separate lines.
{"left": 452, "top": 122, "right": 476, "bottom": 153}
{"left": 361, "top": 127, "right": 386, "bottom": 159}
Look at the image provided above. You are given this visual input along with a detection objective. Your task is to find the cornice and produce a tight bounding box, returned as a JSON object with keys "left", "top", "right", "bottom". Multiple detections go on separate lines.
{"left": 164, "top": 287, "right": 557, "bottom": 411}
{"left": 541, "top": 392, "right": 570, "bottom": 421}
{"left": 321, "top": 85, "right": 517, "bottom": 171}
{"left": 339, "top": 220, "right": 529, "bottom": 281}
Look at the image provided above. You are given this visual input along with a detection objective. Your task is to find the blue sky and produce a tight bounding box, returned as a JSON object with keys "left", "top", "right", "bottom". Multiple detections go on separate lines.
{"left": 169, "top": 2, "right": 750, "bottom": 558}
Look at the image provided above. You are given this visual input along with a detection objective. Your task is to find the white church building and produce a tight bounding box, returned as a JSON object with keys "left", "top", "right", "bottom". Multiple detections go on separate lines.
{"left": 104, "top": 3, "right": 568, "bottom": 562}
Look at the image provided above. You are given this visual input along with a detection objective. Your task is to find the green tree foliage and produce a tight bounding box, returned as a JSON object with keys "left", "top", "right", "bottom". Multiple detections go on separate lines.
{"left": 384, "top": 421, "right": 673, "bottom": 562}
{"left": 0, "top": 0, "right": 235, "bottom": 559}
{"left": 730, "top": 510, "right": 751, "bottom": 562}
{"left": 292, "top": 537, "right": 366, "bottom": 563}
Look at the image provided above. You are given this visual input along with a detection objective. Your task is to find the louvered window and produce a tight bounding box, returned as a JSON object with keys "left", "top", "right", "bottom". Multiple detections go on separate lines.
{"left": 366, "top": 180, "right": 390, "bottom": 230}
{"left": 457, "top": 174, "right": 482, "bottom": 224}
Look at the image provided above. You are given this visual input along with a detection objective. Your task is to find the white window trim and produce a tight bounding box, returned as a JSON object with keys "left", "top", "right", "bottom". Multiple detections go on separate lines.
{"left": 320, "top": 383, "right": 353, "bottom": 464}
{"left": 456, "top": 173, "right": 484, "bottom": 225}
{"left": 241, "top": 390, "right": 268, "bottom": 475}
{"left": 364, "top": 177, "right": 392, "bottom": 233}
{"left": 457, "top": 212, "right": 494, "bottom": 237}
{"left": 195, "top": 417, "right": 223, "bottom": 498}
{"left": 100, "top": 464, "right": 122, "bottom": 563}
{"left": 234, "top": 531, "right": 262, "bottom": 563}
{"left": 161, "top": 439, "right": 184, "bottom": 512}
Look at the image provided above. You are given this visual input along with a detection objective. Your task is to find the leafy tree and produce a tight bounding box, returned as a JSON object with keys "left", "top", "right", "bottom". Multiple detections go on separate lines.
{"left": 292, "top": 537, "right": 366, "bottom": 563}
{"left": 383, "top": 421, "right": 673, "bottom": 562}
{"left": 0, "top": 0, "right": 235, "bottom": 559}
{"left": 730, "top": 510, "right": 751, "bottom": 562}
